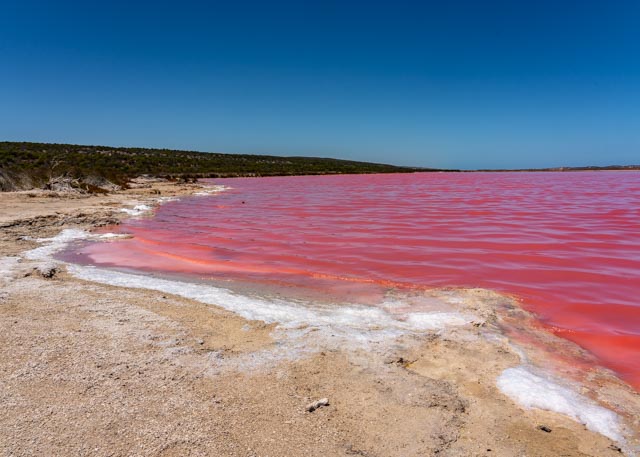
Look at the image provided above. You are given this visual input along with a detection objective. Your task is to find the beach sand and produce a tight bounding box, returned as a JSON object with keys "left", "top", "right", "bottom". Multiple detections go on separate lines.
{"left": 1, "top": 181, "right": 638, "bottom": 456}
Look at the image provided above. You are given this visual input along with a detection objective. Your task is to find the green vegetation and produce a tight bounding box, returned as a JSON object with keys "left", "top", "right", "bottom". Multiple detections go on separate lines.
{"left": 0, "top": 141, "right": 434, "bottom": 191}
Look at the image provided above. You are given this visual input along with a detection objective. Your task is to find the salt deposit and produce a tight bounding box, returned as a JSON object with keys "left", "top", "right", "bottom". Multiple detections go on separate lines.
{"left": 0, "top": 256, "right": 21, "bottom": 285}
{"left": 497, "top": 366, "right": 622, "bottom": 442}
{"left": 120, "top": 204, "right": 152, "bottom": 216}
{"left": 66, "top": 263, "right": 473, "bottom": 341}
{"left": 23, "top": 229, "right": 89, "bottom": 261}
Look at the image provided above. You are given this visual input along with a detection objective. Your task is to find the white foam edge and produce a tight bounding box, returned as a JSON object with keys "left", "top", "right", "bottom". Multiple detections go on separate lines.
{"left": 98, "top": 233, "right": 130, "bottom": 240}
{"left": 497, "top": 366, "right": 622, "bottom": 442}
{"left": 120, "top": 204, "right": 153, "bottom": 216}
{"left": 193, "top": 184, "right": 231, "bottom": 196}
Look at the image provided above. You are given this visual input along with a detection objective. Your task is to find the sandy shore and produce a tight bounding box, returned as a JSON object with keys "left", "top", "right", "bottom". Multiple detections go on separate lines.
{"left": 1, "top": 181, "right": 638, "bottom": 456}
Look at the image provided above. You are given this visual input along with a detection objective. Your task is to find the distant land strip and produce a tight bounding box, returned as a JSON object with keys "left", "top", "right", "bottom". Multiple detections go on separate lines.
{"left": 475, "top": 165, "right": 640, "bottom": 172}
{"left": 0, "top": 141, "right": 436, "bottom": 192}
{"left": 1, "top": 141, "right": 637, "bottom": 193}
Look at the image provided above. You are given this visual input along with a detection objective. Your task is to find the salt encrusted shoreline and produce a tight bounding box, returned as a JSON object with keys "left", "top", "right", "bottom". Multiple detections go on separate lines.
{"left": 1, "top": 180, "right": 638, "bottom": 456}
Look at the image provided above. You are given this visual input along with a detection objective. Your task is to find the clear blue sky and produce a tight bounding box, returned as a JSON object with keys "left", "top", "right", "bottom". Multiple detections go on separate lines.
{"left": 1, "top": 0, "right": 638, "bottom": 169}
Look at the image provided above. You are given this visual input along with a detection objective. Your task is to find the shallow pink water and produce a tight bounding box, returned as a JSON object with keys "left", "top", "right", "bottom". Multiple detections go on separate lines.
{"left": 76, "top": 172, "right": 640, "bottom": 388}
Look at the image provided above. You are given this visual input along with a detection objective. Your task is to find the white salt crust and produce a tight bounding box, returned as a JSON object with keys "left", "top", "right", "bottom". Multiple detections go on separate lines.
{"left": 67, "top": 263, "right": 473, "bottom": 336}
{"left": 98, "top": 233, "right": 129, "bottom": 239}
{"left": 120, "top": 204, "right": 152, "bottom": 216}
{"left": 497, "top": 366, "right": 622, "bottom": 442}
{"left": 0, "top": 256, "right": 21, "bottom": 285}
{"left": 23, "top": 228, "right": 89, "bottom": 261}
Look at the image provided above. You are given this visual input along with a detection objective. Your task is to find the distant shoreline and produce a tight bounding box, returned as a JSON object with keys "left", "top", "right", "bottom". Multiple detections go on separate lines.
{"left": 1, "top": 141, "right": 638, "bottom": 193}
{"left": 472, "top": 165, "right": 640, "bottom": 172}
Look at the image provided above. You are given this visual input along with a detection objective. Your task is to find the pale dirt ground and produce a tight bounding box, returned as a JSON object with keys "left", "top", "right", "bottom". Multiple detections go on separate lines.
{"left": 0, "top": 182, "right": 638, "bottom": 456}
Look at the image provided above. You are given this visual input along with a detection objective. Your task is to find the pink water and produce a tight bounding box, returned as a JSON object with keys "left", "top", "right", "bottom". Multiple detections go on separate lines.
{"left": 75, "top": 172, "right": 640, "bottom": 388}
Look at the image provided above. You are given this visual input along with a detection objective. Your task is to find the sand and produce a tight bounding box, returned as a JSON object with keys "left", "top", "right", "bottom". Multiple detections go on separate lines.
{"left": 1, "top": 181, "right": 639, "bottom": 456}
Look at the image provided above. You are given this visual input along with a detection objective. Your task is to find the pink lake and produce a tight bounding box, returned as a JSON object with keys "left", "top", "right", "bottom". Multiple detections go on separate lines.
{"left": 70, "top": 172, "right": 640, "bottom": 388}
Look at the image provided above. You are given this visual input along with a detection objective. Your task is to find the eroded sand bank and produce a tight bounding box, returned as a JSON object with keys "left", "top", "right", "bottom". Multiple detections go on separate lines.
{"left": 1, "top": 182, "right": 639, "bottom": 456}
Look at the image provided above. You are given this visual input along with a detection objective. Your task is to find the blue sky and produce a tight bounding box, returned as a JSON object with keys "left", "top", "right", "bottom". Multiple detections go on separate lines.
{"left": 1, "top": 0, "right": 639, "bottom": 169}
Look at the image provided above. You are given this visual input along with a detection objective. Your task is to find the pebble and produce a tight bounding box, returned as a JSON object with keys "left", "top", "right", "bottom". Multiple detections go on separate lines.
{"left": 306, "top": 398, "right": 330, "bottom": 412}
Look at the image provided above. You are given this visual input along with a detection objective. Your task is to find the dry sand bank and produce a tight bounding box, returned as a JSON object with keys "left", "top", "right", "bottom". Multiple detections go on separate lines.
{"left": 1, "top": 181, "right": 639, "bottom": 456}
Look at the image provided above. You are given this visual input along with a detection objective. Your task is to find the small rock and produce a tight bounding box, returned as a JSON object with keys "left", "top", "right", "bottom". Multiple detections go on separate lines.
{"left": 306, "top": 398, "right": 329, "bottom": 412}
{"left": 537, "top": 425, "right": 552, "bottom": 433}
{"left": 35, "top": 263, "right": 58, "bottom": 279}
{"left": 384, "top": 356, "right": 403, "bottom": 365}
{"left": 384, "top": 356, "right": 413, "bottom": 367}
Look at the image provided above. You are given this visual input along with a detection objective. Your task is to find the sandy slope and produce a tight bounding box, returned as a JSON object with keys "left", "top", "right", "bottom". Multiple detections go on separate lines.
{"left": 0, "top": 182, "right": 638, "bottom": 456}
